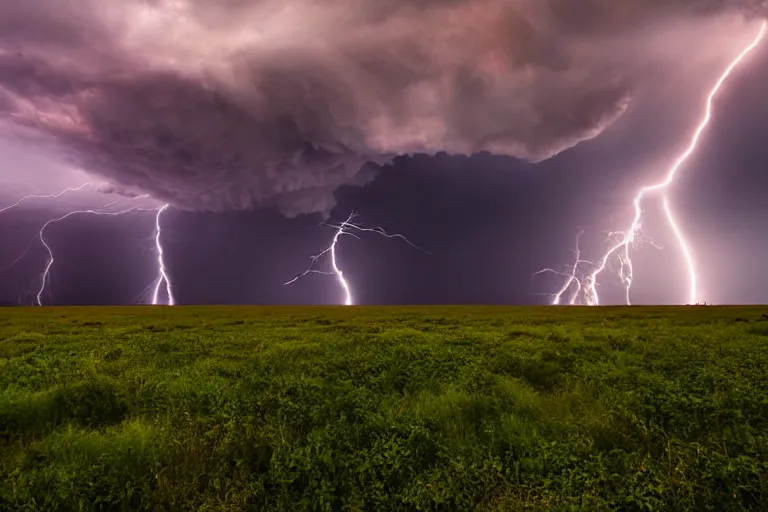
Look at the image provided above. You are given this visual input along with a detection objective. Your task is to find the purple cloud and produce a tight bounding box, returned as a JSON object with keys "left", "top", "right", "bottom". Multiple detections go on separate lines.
{"left": 0, "top": 0, "right": 763, "bottom": 215}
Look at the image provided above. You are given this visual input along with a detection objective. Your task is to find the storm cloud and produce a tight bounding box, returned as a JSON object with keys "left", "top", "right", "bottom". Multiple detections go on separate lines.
{"left": 0, "top": 0, "right": 764, "bottom": 216}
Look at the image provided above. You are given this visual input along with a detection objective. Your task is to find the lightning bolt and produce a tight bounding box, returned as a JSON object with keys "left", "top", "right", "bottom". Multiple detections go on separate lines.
{"left": 1, "top": 182, "right": 175, "bottom": 306}
{"left": 533, "top": 229, "right": 592, "bottom": 305}
{"left": 286, "top": 212, "right": 427, "bottom": 305}
{"left": 151, "top": 204, "right": 175, "bottom": 306}
{"left": 546, "top": 21, "right": 766, "bottom": 306}
{"left": 0, "top": 182, "right": 97, "bottom": 213}
{"left": 1, "top": 182, "right": 102, "bottom": 290}
{"left": 35, "top": 203, "right": 160, "bottom": 306}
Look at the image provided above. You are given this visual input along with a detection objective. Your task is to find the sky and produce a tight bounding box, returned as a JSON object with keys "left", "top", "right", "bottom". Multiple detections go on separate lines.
{"left": 1, "top": 1, "right": 767, "bottom": 306}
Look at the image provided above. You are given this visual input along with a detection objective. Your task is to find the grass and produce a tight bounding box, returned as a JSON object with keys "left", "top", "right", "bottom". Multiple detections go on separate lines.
{"left": 1, "top": 305, "right": 768, "bottom": 511}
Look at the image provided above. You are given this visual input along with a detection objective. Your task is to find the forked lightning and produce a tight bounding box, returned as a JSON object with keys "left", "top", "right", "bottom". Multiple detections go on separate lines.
{"left": 286, "top": 213, "right": 427, "bottom": 305}
{"left": 0, "top": 183, "right": 175, "bottom": 305}
{"left": 35, "top": 203, "right": 159, "bottom": 306}
{"left": 0, "top": 182, "right": 97, "bottom": 213}
{"left": 151, "top": 205, "right": 175, "bottom": 306}
{"left": 544, "top": 21, "right": 767, "bottom": 306}
{"left": 533, "top": 229, "right": 592, "bottom": 305}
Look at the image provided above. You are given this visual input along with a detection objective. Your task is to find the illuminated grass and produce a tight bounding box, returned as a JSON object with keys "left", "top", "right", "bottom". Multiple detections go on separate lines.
{"left": 1, "top": 306, "right": 768, "bottom": 511}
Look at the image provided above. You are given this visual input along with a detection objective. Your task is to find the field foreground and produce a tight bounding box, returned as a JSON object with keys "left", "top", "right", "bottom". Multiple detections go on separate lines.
{"left": 1, "top": 306, "right": 768, "bottom": 511}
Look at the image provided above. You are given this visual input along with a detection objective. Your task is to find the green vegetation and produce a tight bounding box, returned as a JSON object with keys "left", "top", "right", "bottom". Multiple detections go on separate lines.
{"left": 1, "top": 306, "right": 768, "bottom": 511}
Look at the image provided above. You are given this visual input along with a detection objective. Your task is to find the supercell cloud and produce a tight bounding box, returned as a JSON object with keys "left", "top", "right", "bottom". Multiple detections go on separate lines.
{"left": 0, "top": 0, "right": 764, "bottom": 216}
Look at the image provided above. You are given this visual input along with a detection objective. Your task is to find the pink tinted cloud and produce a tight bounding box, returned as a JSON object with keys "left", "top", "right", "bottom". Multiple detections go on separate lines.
{"left": 0, "top": 0, "right": 763, "bottom": 215}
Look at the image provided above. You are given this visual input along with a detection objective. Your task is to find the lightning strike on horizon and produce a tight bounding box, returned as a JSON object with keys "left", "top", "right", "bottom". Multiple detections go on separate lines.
{"left": 285, "top": 213, "right": 427, "bottom": 305}
{"left": 35, "top": 203, "right": 159, "bottom": 306}
{"left": 151, "top": 205, "right": 175, "bottom": 306}
{"left": 547, "top": 21, "right": 767, "bottom": 306}
{"left": 533, "top": 229, "right": 593, "bottom": 305}
{"left": 1, "top": 181, "right": 174, "bottom": 306}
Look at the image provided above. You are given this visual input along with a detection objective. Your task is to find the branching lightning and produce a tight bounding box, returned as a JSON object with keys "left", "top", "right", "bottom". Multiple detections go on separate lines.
{"left": 35, "top": 203, "right": 158, "bottom": 306}
{"left": 543, "top": 21, "right": 767, "bottom": 306}
{"left": 0, "top": 182, "right": 97, "bottom": 213}
{"left": 1, "top": 182, "right": 175, "bottom": 306}
{"left": 533, "top": 229, "right": 593, "bottom": 305}
{"left": 286, "top": 212, "right": 428, "bottom": 305}
{"left": 151, "top": 205, "right": 175, "bottom": 306}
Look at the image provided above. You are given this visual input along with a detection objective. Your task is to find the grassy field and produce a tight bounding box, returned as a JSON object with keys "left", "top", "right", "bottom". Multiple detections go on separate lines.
{"left": 1, "top": 306, "right": 768, "bottom": 511}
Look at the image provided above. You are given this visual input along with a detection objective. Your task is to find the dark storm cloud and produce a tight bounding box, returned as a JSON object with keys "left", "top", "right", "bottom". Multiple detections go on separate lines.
{"left": 0, "top": 0, "right": 763, "bottom": 216}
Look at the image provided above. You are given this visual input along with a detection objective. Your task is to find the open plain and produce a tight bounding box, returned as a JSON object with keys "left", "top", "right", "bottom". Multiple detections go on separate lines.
{"left": 1, "top": 306, "right": 767, "bottom": 511}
